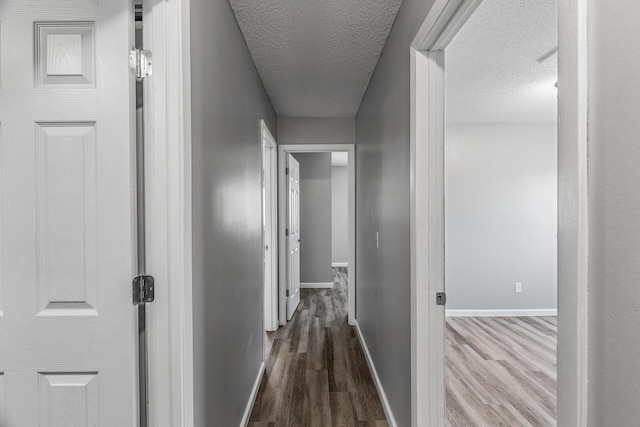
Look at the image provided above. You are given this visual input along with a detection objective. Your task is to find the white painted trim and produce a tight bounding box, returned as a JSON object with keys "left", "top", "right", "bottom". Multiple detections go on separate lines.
{"left": 410, "top": 48, "right": 446, "bottom": 427}
{"left": 240, "top": 362, "right": 265, "bottom": 427}
{"left": 410, "top": 2, "right": 481, "bottom": 426}
{"left": 332, "top": 262, "right": 349, "bottom": 267}
{"left": 261, "top": 120, "right": 279, "bottom": 333}
{"left": 355, "top": 321, "right": 398, "bottom": 427}
{"left": 300, "top": 282, "right": 334, "bottom": 289}
{"left": 557, "top": 0, "right": 589, "bottom": 425}
{"left": 144, "top": 0, "right": 193, "bottom": 426}
{"left": 446, "top": 309, "right": 558, "bottom": 318}
{"left": 411, "top": 0, "right": 482, "bottom": 51}
{"left": 278, "top": 144, "right": 356, "bottom": 326}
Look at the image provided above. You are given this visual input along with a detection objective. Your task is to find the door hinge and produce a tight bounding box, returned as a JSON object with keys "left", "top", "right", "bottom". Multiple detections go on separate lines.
{"left": 286, "top": 228, "right": 289, "bottom": 236}
{"left": 129, "top": 48, "right": 153, "bottom": 79}
{"left": 285, "top": 167, "right": 289, "bottom": 175}
{"left": 286, "top": 289, "right": 290, "bottom": 297}
{"left": 133, "top": 275, "right": 155, "bottom": 305}
{"left": 436, "top": 292, "right": 446, "bottom": 306}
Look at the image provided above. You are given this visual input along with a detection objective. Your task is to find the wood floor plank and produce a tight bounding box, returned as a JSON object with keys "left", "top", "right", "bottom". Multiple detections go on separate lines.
{"left": 251, "top": 267, "right": 389, "bottom": 425}
{"left": 330, "top": 392, "right": 359, "bottom": 427}
{"left": 286, "top": 354, "right": 307, "bottom": 426}
{"left": 446, "top": 316, "right": 557, "bottom": 427}
{"left": 303, "top": 369, "right": 332, "bottom": 427}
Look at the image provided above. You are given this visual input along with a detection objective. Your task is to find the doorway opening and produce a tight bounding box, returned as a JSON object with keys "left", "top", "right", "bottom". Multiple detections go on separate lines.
{"left": 443, "top": 0, "right": 558, "bottom": 423}
{"left": 260, "top": 143, "right": 356, "bottom": 356}
{"left": 277, "top": 144, "right": 356, "bottom": 328}
{"left": 410, "top": 0, "right": 587, "bottom": 425}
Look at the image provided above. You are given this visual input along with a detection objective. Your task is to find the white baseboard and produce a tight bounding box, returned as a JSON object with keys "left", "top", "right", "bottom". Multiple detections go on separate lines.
{"left": 300, "top": 282, "right": 334, "bottom": 289}
{"left": 445, "top": 309, "right": 558, "bottom": 317}
{"left": 331, "top": 262, "right": 349, "bottom": 267}
{"left": 240, "top": 362, "right": 265, "bottom": 427}
{"left": 354, "top": 321, "right": 398, "bottom": 427}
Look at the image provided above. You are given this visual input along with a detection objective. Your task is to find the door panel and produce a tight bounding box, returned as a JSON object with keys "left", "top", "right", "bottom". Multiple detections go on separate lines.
{"left": 287, "top": 154, "right": 300, "bottom": 319}
{"left": 0, "top": 1, "right": 136, "bottom": 426}
{"left": 262, "top": 129, "right": 277, "bottom": 331}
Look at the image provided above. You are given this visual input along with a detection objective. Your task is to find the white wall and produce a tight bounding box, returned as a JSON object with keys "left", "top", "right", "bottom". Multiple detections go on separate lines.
{"left": 331, "top": 166, "right": 349, "bottom": 265}
{"left": 190, "top": 0, "right": 276, "bottom": 424}
{"left": 278, "top": 117, "right": 355, "bottom": 145}
{"left": 587, "top": 0, "right": 640, "bottom": 424}
{"left": 445, "top": 123, "right": 557, "bottom": 312}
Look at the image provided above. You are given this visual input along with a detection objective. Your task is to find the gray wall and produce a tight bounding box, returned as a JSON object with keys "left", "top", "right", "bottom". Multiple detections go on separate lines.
{"left": 445, "top": 123, "right": 557, "bottom": 311}
{"left": 294, "top": 153, "right": 333, "bottom": 284}
{"left": 587, "top": 0, "right": 640, "bottom": 423}
{"left": 331, "top": 166, "right": 349, "bottom": 264}
{"left": 189, "top": 0, "right": 276, "bottom": 424}
{"left": 278, "top": 117, "right": 355, "bottom": 145}
{"left": 355, "top": 0, "right": 436, "bottom": 424}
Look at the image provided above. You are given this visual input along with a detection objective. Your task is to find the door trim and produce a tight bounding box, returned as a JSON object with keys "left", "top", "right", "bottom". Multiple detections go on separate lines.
{"left": 143, "top": 0, "right": 194, "bottom": 426}
{"left": 409, "top": 0, "right": 588, "bottom": 425}
{"left": 261, "top": 120, "right": 279, "bottom": 332}
{"left": 556, "top": 0, "right": 589, "bottom": 424}
{"left": 277, "top": 144, "right": 356, "bottom": 326}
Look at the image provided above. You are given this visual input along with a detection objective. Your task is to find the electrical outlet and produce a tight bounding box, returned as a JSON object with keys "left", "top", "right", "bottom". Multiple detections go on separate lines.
{"left": 515, "top": 282, "right": 523, "bottom": 293}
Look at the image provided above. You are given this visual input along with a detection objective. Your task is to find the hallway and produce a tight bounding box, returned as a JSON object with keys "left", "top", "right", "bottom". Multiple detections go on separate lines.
{"left": 249, "top": 269, "right": 388, "bottom": 426}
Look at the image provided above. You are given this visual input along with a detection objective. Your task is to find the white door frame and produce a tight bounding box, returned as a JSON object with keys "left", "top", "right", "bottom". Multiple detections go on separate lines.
{"left": 278, "top": 144, "right": 356, "bottom": 326}
{"left": 143, "top": 0, "right": 194, "bottom": 426}
{"left": 409, "top": 0, "right": 589, "bottom": 426}
{"left": 261, "top": 120, "right": 279, "bottom": 332}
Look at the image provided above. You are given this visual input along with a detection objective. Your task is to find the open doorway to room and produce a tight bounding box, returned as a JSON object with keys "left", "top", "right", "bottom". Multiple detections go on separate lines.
{"left": 330, "top": 151, "right": 350, "bottom": 318}
{"left": 260, "top": 143, "right": 356, "bottom": 358}
{"left": 409, "top": 0, "right": 583, "bottom": 424}
{"left": 442, "top": 0, "right": 558, "bottom": 424}
{"left": 276, "top": 145, "right": 356, "bottom": 329}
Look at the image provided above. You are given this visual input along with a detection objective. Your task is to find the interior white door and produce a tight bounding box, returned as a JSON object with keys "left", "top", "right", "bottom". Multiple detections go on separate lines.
{"left": 0, "top": 2, "right": 137, "bottom": 426}
{"left": 286, "top": 154, "right": 301, "bottom": 319}
{"left": 262, "top": 124, "right": 278, "bottom": 331}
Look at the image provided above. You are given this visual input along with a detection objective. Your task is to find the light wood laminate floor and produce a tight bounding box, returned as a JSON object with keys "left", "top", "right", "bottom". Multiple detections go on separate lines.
{"left": 446, "top": 316, "right": 557, "bottom": 427}
{"left": 250, "top": 268, "right": 388, "bottom": 426}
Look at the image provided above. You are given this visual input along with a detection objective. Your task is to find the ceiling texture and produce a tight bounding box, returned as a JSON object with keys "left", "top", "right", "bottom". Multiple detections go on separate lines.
{"left": 445, "top": 0, "right": 558, "bottom": 124}
{"left": 229, "top": 0, "right": 403, "bottom": 117}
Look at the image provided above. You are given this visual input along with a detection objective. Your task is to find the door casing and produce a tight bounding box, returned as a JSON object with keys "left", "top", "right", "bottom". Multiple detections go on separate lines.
{"left": 409, "top": 0, "right": 589, "bottom": 425}
{"left": 141, "top": 0, "right": 194, "bottom": 426}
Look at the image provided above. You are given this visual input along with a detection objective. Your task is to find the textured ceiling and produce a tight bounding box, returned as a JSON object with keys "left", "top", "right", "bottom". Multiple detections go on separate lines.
{"left": 229, "top": 0, "right": 403, "bottom": 117}
{"left": 445, "top": 0, "right": 558, "bottom": 124}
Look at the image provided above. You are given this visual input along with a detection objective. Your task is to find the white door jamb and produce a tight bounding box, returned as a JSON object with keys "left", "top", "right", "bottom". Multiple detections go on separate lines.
{"left": 557, "top": 0, "right": 589, "bottom": 424}
{"left": 144, "top": 0, "right": 194, "bottom": 426}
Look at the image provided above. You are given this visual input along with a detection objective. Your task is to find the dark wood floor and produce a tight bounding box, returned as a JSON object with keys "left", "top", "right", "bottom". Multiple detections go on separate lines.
{"left": 446, "top": 316, "right": 557, "bottom": 427}
{"left": 249, "top": 268, "right": 388, "bottom": 427}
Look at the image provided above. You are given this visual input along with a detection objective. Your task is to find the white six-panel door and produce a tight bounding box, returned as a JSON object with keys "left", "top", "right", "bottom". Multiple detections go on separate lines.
{"left": 0, "top": 1, "right": 137, "bottom": 426}
{"left": 286, "top": 154, "right": 301, "bottom": 319}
